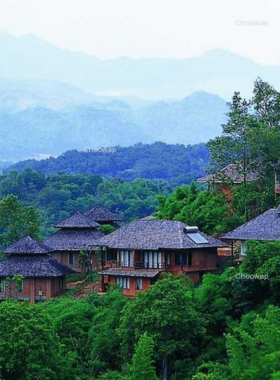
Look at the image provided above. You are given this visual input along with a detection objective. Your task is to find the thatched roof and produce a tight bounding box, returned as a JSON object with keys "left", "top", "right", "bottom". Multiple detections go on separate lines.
{"left": 45, "top": 229, "right": 105, "bottom": 251}
{"left": 55, "top": 211, "right": 100, "bottom": 229}
{"left": 197, "top": 163, "right": 259, "bottom": 184}
{"left": 84, "top": 206, "right": 122, "bottom": 223}
{"left": 93, "top": 220, "right": 226, "bottom": 250}
{"left": 99, "top": 268, "right": 160, "bottom": 278}
{"left": 3, "top": 236, "right": 53, "bottom": 255}
{"left": 0, "top": 255, "right": 75, "bottom": 277}
{"left": 140, "top": 215, "right": 156, "bottom": 221}
{"left": 223, "top": 209, "right": 280, "bottom": 241}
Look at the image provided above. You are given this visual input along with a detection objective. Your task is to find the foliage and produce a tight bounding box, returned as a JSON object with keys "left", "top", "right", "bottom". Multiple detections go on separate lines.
{"left": 98, "top": 224, "right": 116, "bottom": 235}
{"left": 9, "top": 142, "right": 209, "bottom": 184}
{"left": 5, "top": 274, "right": 25, "bottom": 299}
{"left": 88, "top": 289, "right": 128, "bottom": 377}
{"left": 208, "top": 78, "right": 280, "bottom": 220}
{"left": 0, "top": 300, "right": 63, "bottom": 379}
{"left": 0, "top": 170, "right": 171, "bottom": 237}
{"left": 118, "top": 274, "right": 205, "bottom": 379}
{"left": 130, "top": 333, "right": 158, "bottom": 380}
{"left": 155, "top": 183, "right": 232, "bottom": 234}
{"left": 0, "top": 194, "right": 40, "bottom": 248}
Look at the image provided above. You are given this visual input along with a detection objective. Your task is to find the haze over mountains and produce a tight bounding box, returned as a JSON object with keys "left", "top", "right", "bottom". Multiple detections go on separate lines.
{"left": 1, "top": 32, "right": 280, "bottom": 162}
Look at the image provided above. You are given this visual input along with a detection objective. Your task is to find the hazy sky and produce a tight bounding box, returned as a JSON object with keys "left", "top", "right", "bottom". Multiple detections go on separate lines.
{"left": 0, "top": 0, "right": 279, "bottom": 65}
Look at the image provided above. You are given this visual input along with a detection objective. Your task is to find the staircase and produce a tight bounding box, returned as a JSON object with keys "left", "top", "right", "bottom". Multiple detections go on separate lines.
{"left": 71, "top": 281, "right": 100, "bottom": 299}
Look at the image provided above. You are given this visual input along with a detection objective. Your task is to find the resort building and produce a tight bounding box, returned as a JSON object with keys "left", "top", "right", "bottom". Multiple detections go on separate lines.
{"left": 45, "top": 211, "right": 105, "bottom": 272}
{"left": 45, "top": 207, "right": 122, "bottom": 272}
{"left": 223, "top": 205, "right": 280, "bottom": 256}
{"left": 0, "top": 236, "right": 74, "bottom": 303}
{"left": 95, "top": 219, "right": 227, "bottom": 297}
{"left": 197, "top": 163, "right": 259, "bottom": 201}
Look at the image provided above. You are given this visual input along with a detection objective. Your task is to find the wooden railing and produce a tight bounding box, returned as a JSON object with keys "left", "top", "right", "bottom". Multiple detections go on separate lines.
{"left": 107, "top": 260, "right": 166, "bottom": 270}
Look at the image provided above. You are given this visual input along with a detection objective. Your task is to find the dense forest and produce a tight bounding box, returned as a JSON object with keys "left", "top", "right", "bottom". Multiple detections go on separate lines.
{"left": 0, "top": 170, "right": 172, "bottom": 239}
{"left": 8, "top": 142, "right": 209, "bottom": 185}
{"left": 1, "top": 78, "right": 280, "bottom": 380}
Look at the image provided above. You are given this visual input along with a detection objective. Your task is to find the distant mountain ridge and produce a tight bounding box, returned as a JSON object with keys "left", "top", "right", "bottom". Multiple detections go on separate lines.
{"left": 0, "top": 84, "right": 227, "bottom": 161}
{"left": 7, "top": 142, "right": 210, "bottom": 185}
{"left": 1, "top": 32, "right": 280, "bottom": 99}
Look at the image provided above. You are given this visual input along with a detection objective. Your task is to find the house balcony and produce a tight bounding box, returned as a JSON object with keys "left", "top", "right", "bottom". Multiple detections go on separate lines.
{"left": 105, "top": 260, "right": 167, "bottom": 270}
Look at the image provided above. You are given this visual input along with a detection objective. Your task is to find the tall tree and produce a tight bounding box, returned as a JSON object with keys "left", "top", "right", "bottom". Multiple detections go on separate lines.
{"left": 208, "top": 79, "right": 280, "bottom": 220}
{"left": 130, "top": 333, "right": 158, "bottom": 380}
{"left": 119, "top": 274, "right": 204, "bottom": 380}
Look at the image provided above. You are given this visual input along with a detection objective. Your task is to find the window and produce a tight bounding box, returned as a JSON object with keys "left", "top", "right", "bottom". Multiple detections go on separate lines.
{"left": 116, "top": 276, "right": 130, "bottom": 289}
{"left": 240, "top": 242, "right": 247, "bottom": 256}
{"left": 175, "top": 252, "right": 192, "bottom": 267}
{"left": 68, "top": 252, "right": 74, "bottom": 265}
{"left": 166, "top": 252, "right": 171, "bottom": 266}
{"left": 136, "top": 278, "right": 143, "bottom": 290}
{"left": 144, "top": 251, "right": 162, "bottom": 269}
{"left": 59, "top": 277, "right": 64, "bottom": 289}
{"left": 0, "top": 279, "right": 5, "bottom": 293}
{"left": 17, "top": 280, "right": 23, "bottom": 293}
{"left": 107, "top": 250, "right": 117, "bottom": 262}
{"left": 120, "top": 250, "right": 133, "bottom": 267}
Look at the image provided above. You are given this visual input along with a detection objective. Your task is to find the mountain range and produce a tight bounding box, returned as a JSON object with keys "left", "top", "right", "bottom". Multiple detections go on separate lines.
{"left": 1, "top": 32, "right": 280, "bottom": 100}
{"left": 0, "top": 81, "right": 227, "bottom": 161}
{"left": 2, "top": 32, "right": 280, "bottom": 161}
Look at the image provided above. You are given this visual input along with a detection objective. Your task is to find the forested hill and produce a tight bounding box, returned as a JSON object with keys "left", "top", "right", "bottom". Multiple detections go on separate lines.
{"left": 8, "top": 142, "right": 209, "bottom": 184}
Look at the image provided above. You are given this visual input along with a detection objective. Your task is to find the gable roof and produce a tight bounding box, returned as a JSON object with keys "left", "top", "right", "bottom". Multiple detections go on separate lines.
{"left": 84, "top": 206, "right": 122, "bottom": 223}
{"left": 55, "top": 211, "right": 100, "bottom": 229}
{"left": 223, "top": 209, "right": 280, "bottom": 241}
{"left": 0, "top": 255, "right": 75, "bottom": 277}
{"left": 92, "top": 220, "right": 226, "bottom": 250}
{"left": 3, "top": 236, "right": 53, "bottom": 255}
{"left": 45, "top": 229, "right": 105, "bottom": 251}
{"left": 197, "top": 163, "right": 259, "bottom": 184}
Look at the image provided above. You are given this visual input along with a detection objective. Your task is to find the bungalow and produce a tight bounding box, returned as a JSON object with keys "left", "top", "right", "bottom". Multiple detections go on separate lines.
{"left": 223, "top": 205, "right": 280, "bottom": 256}
{"left": 197, "top": 163, "right": 259, "bottom": 201}
{"left": 95, "top": 219, "right": 227, "bottom": 297}
{"left": 0, "top": 236, "right": 74, "bottom": 303}
{"left": 45, "top": 211, "right": 105, "bottom": 272}
{"left": 45, "top": 207, "right": 122, "bottom": 272}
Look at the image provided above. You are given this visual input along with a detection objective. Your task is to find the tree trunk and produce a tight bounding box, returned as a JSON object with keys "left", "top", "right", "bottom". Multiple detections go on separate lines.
{"left": 162, "top": 354, "right": 168, "bottom": 380}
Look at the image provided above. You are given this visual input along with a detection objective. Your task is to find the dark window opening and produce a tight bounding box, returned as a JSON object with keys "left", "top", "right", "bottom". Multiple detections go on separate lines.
{"left": 107, "top": 250, "right": 117, "bottom": 261}
{"left": 68, "top": 252, "right": 74, "bottom": 265}
{"left": 175, "top": 252, "right": 192, "bottom": 267}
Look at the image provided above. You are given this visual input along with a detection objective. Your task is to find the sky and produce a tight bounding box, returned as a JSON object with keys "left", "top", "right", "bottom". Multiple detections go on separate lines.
{"left": 0, "top": 0, "right": 279, "bottom": 65}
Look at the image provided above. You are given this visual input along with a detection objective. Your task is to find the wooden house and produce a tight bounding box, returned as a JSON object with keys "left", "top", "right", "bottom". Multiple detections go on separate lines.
{"left": 95, "top": 219, "right": 227, "bottom": 297}
{"left": 0, "top": 236, "right": 74, "bottom": 303}
{"left": 197, "top": 163, "right": 259, "bottom": 201}
{"left": 223, "top": 205, "right": 280, "bottom": 257}
{"left": 45, "top": 211, "right": 105, "bottom": 272}
{"left": 45, "top": 207, "right": 122, "bottom": 272}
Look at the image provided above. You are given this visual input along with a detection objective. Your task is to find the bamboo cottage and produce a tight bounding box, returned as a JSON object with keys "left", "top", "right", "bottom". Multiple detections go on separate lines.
{"left": 0, "top": 236, "right": 74, "bottom": 303}
{"left": 95, "top": 219, "right": 227, "bottom": 297}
